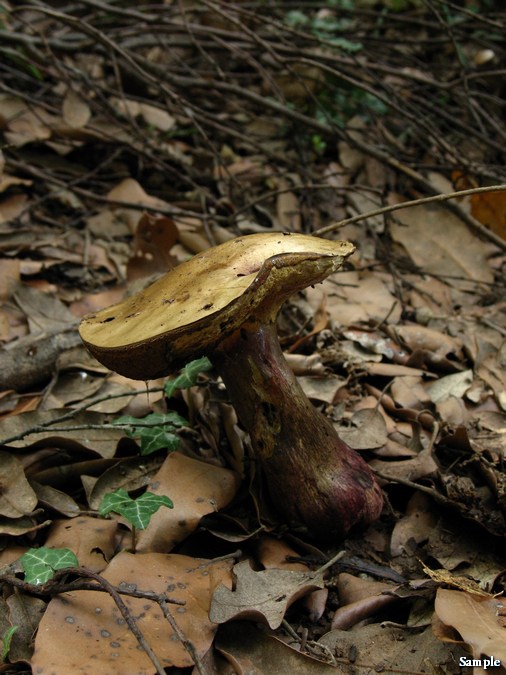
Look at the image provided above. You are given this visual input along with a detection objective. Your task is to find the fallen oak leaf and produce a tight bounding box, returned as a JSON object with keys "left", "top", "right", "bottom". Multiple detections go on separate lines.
{"left": 209, "top": 559, "right": 324, "bottom": 629}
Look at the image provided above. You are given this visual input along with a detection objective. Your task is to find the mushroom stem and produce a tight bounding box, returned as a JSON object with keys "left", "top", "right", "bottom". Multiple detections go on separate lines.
{"left": 212, "top": 320, "right": 383, "bottom": 541}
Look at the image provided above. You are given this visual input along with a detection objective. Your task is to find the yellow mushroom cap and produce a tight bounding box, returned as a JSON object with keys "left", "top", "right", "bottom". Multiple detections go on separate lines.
{"left": 79, "top": 232, "right": 355, "bottom": 380}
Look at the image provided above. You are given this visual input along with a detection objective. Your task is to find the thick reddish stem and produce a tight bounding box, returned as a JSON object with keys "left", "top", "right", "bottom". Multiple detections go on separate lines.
{"left": 212, "top": 322, "right": 383, "bottom": 541}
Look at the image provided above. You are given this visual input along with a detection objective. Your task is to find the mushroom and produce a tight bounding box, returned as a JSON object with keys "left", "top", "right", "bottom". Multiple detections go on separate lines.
{"left": 79, "top": 233, "right": 383, "bottom": 540}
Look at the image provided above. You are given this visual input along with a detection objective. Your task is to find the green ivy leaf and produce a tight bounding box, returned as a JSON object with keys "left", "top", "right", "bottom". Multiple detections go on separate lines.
{"left": 20, "top": 547, "right": 79, "bottom": 585}
{"left": 164, "top": 357, "right": 212, "bottom": 398}
{"left": 113, "top": 412, "right": 187, "bottom": 455}
{"left": 99, "top": 489, "right": 173, "bottom": 530}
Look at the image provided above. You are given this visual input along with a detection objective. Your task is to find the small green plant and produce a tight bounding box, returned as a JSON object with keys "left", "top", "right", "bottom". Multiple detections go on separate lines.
{"left": 19, "top": 547, "right": 79, "bottom": 585}
{"left": 284, "top": 8, "right": 362, "bottom": 53}
{"left": 1, "top": 626, "right": 19, "bottom": 661}
{"left": 99, "top": 489, "right": 173, "bottom": 550}
{"left": 113, "top": 357, "right": 212, "bottom": 455}
{"left": 163, "top": 356, "right": 212, "bottom": 397}
{"left": 113, "top": 411, "right": 187, "bottom": 455}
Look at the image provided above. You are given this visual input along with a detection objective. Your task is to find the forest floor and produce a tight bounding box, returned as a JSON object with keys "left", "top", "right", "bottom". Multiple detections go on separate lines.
{"left": 0, "top": 1, "right": 506, "bottom": 673}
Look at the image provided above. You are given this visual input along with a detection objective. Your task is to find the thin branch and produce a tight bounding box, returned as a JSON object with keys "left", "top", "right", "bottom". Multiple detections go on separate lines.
{"left": 313, "top": 184, "right": 506, "bottom": 252}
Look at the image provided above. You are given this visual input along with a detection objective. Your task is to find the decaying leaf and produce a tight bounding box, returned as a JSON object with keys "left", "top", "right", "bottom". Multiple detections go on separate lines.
{"left": 0, "top": 452, "right": 38, "bottom": 518}
{"left": 389, "top": 202, "right": 495, "bottom": 285}
{"left": 44, "top": 517, "right": 118, "bottom": 572}
{"left": 136, "top": 452, "right": 239, "bottom": 553}
{"left": 209, "top": 559, "right": 324, "bottom": 629}
{"left": 31, "top": 551, "right": 233, "bottom": 673}
{"left": 216, "top": 621, "right": 345, "bottom": 673}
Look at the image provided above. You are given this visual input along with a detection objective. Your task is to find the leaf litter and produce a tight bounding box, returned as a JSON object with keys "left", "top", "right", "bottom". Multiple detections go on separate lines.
{"left": 0, "top": 1, "right": 506, "bottom": 673}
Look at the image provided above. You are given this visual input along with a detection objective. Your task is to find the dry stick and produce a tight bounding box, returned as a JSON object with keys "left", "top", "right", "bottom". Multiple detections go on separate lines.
{"left": 158, "top": 597, "right": 210, "bottom": 675}
{"left": 19, "top": 4, "right": 504, "bottom": 213}
{"left": 0, "top": 386, "right": 164, "bottom": 446}
{"left": 313, "top": 184, "right": 506, "bottom": 252}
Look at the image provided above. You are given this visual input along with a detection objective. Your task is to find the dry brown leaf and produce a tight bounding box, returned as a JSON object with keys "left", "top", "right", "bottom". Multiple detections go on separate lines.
{"left": 0, "top": 515, "right": 51, "bottom": 537}
{"left": 13, "top": 285, "right": 76, "bottom": 335}
{"left": 477, "top": 348, "right": 506, "bottom": 412}
{"left": 209, "top": 559, "right": 324, "bottom": 629}
{"left": 331, "top": 592, "right": 397, "bottom": 630}
{"left": 44, "top": 516, "right": 118, "bottom": 572}
{"left": 85, "top": 455, "right": 164, "bottom": 510}
{"left": 275, "top": 178, "right": 301, "bottom": 231}
{"left": 471, "top": 190, "right": 506, "bottom": 240}
{"left": 390, "top": 492, "right": 438, "bottom": 557}
{"left": 331, "top": 572, "right": 399, "bottom": 630}
{"left": 31, "top": 551, "right": 233, "bottom": 673}
{"left": 0, "top": 259, "right": 20, "bottom": 302}
{"left": 138, "top": 103, "right": 175, "bottom": 132}
{"left": 371, "top": 448, "right": 438, "bottom": 483}
{"left": 62, "top": 89, "right": 91, "bottom": 128}
{"left": 336, "top": 407, "right": 388, "bottom": 450}
{"left": 103, "top": 178, "right": 171, "bottom": 235}
{"left": 389, "top": 201, "right": 495, "bottom": 285}
{"left": 136, "top": 452, "right": 239, "bottom": 553}
{"left": 0, "top": 95, "right": 54, "bottom": 147}
{"left": 0, "top": 451, "right": 37, "bottom": 517}
{"left": 0, "top": 193, "right": 29, "bottom": 223}
{"left": 391, "top": 324, "right": 463, "bottom": 360}
{"left": 426, "top": 369, "right": 473, "bottom": 404}
{"left": 343, "top": 329, "right": 409, "bottom": 363}
{"left": 257, "top": 536, "right": 329, "bottom": 622}
{"left": 30, "top": 482, "right": 80, "bottom": 518}
{"left": 434, "top": 588, "right": 506, "bottom": 663}
{"left": 306, "top": 270, "right": 401, "bottom": 326}
{"left": 285, "top": 353, "right": 327, "bottom": 375}
{"left": 421, "top": 562, "right": 492, "bottom": 597}
{"left": 126, "top": 213, "right": 179, "bottom": 281}
{"left": 2, "top": 410, "right": 123, "bottom": 458}
{"left": 297, "top": 375, "right": 344, "bottom": 403}
{"left": 390, "top": 375, "right": 431, "bottom": 410}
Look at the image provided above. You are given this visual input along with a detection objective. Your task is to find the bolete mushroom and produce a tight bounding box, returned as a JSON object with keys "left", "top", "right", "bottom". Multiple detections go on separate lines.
{"left": 79, "top": 233, "right": 383, "bottom": 540}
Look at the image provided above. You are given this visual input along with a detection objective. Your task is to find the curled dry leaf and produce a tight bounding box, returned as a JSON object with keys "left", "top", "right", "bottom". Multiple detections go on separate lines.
{"left": 331, "top": 572, "right": 398, "bottom": 630}
{"left": 31, "top": 551, "right": 233, "bottom": 673}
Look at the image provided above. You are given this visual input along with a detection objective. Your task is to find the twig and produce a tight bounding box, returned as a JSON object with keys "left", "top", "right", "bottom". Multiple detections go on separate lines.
{"left": 158, "top": 596, "right": 210, "bottom": 675}
{"left": 313, "top": 184, "right": 506, "bottom": 252}
{"left": 1, "top": 567, "right": 212, "bottom": 673}
{"left": 2, "top": 568, "right": 168, "bottom": 675}
{"left": 0, "top": 386, "right": 164, "bottom": 446}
